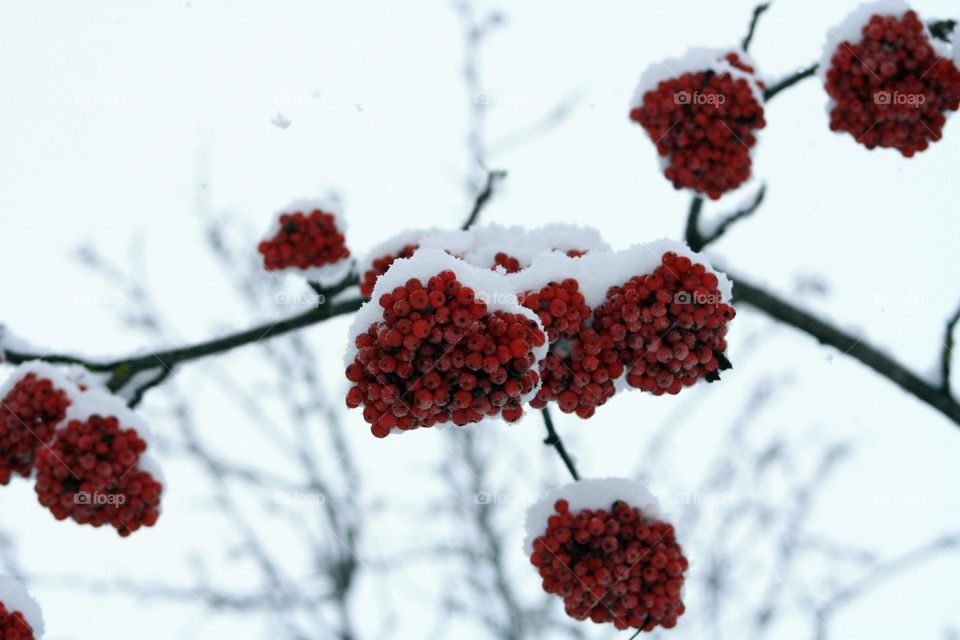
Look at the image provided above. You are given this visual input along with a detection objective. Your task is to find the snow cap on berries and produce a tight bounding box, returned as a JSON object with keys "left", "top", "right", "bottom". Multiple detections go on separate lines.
{"left": 358, "top": 227, "right": 451, "bottom": 298}
{"left": 0, "top": 575, "right": 44, "bottom": 638}
{"left": 258, "top": 198, "right": 353, "bottom": 286}
{"left": 344, "top": 249, "right": 548, "bottom": 436}
{"left": 525, "top": 478, "right": 687, "bottom": 631}
{"left": 0, "top": 362, "right": 80, "bottom": 485}
{"left": 33, "top": 389, "right": 163, "bottom": 536}
{"left": 820, "top": 0, "right": 960, "bottom": 156}
{"left": 630, "top": 48, "right": 766, "bottom": 199}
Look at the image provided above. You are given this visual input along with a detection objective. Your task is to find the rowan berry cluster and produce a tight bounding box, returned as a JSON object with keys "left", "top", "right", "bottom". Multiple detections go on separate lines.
{"left": 526, "top": 481, "right": 687, "bottom": 631}
{"left": 0, "top": 364, "right": 163, "bottom": 536}
{"left": 630, "top": 50, "right": 766, "bottom": 199}
{"left": 258, "top": 205, "right": 350, "bottom": 272}
{"left": 0, "top": 373, "right": 72, "bottom": 484}
{"left": 823, "top": 9, "right": 960, "bottom": 156}
{"left": 593, "top": 251, "right": 734, "bottom": 395}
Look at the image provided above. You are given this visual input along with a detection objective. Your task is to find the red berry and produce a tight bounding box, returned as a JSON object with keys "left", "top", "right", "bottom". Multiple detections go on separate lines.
{"left": 0, "top": 601, "right": 36, "bottom": 640}
{"left": 360, "top": 243, "right": 419, "bottom": 298}
{"left": 824, "top": 10, "right": 960, "bottom": 156}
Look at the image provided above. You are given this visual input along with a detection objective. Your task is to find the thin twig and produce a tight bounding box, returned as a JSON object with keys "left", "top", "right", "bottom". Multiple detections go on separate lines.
{"left": 763, "top": 64, "right": 818, "bottom": 101}
{"left": 741, "top": 3, "right": 771, "bottom": 52}
{"left": 541, "top": 407, "right": 580, "bottom": 481}
{"left": 698, "top": 184, "right": 767, "bottom": 250}
{"left": 942, "top": 303, "right": 960, "bottom": 395}
{"left": 928, "top": 19, "right": 957, "bottom": 43}
{"left": 684, "top": 196, "right": 706, "bottom": 252}
{"left": 461, "top": 169, "right": 507, "bottom": 230}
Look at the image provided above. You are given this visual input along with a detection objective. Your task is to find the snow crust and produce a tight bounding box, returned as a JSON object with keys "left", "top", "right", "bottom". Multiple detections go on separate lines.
{"left": 523, "top": 477, "right": 660, "bottom": 556}
{"left": 630, "top": 47, "right": 765, "bottom": 110}
{"left": 0, "top": 575, "right": 45, "bottom": 637}
{"left": 261, "top": 198, "right": 354, "bottom": 287}
{"left": 357, "top": 227, "right": 446, "bottom": 277}
{"left": 0, "top": 362, "right": 83, "bottom": 405}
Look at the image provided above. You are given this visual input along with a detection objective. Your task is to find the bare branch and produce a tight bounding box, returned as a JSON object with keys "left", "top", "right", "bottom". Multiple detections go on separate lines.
{"left": 763, "top": 64, "right": 819, "bottom": 101}
{"left": 461, "top": 168, "right": 507, "bottom": 230}
{"left": 697, "top": 184, "right": 767, "bottom": 250}
{"left": 943, "top": 303, "right": 960, "bottom": 395}
{"left": 541, "top": 407, "right": 580, "bottom": 481}
{"left": 741, "top": 3, "right": 771, "bottom": 52}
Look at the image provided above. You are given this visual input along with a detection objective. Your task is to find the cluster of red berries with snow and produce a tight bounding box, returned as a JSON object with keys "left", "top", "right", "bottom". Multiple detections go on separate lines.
{"left": 631, "top": 49, "right": 766, "bottom": 199}
{"left": 360, "top": 242, "right": 418, "bottom": 297}
{"left": 258, "top": 202, "right": 350, "bottom": 276}
{"left": 0, "top": 364, "right": 163, "bottom": 536}
{"left": 0, "top": 373, "right": 72, "bottom": 484}
{"left": 35, "top": 412, "right": 162, "bottom": 537}
{"left": 346, "top": 254, "right": 547, "bottom": 437}
{"left": 521, "top": 279, "right": 621, "bottom": 418}
{"left": 822, "top": 8, "right": 960, "bottom": 156}
{"left": 594, "top": 251, "right": 734, "bottom": 395}
{"left": 347, "top": 234, "right": 735, "bottom": 429}
{"left": 526, "top": 479, "right": 688, "bottom": 631}
{"left": 0, "top": 577, "right": 43, "bottom": 640}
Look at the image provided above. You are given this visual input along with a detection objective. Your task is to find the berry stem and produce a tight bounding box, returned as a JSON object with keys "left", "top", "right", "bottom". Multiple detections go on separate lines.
{"left": 460, "top": 168, "right": 507, "bottom": 230}
{"left": 541, "top": 407, "right": 580, "bottom": 480}
{"left": 689, "top": 185, "right": 767, "bottom": 252}
{"left": 763, "top": 64, "right": 819, "bottom": 101}
{"left": 741, "top": 2, "right": 771, "bottom": 52}
{"left": 684, "top": 196, "right": 706, "bottom": 252}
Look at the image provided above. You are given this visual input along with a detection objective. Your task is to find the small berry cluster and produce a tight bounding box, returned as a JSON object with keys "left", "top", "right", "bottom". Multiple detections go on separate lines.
{"left": 824, "top": 11, "right": 960, "bottom": 156}
{"left": 521, "top": 280, "right": 621, "bottom": 418}
{"left": 593, "top": 251, "right": 734, "bottom": 395}
{"left": 631, "top": 53, "right": 766, "bottom": 199}
{"left": 493, "top": 252, "right": 523, "bottom": 274}
{"left": 346, "top": 270, "right": 546, "bottom": 437}
{"left": 34, "top": 413, "right": 162, "bottom": 537}
{"left": 0, "top": 602, "right": 35, "bottom": 640}
{"left": 258, "top": 208, "right": 350, "bottom": 271}
{"left": 0, "top": 373, "right": 71, "bottom": 484}
{"left": 361, "top": 243, "right": 418, "bottom": 298}
{"left": 530, "top": 498, "right": 687, "bottom": 631}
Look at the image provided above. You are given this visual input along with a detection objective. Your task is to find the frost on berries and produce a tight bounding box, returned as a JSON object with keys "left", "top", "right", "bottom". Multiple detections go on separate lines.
{"left": 526, "top": 479, "right": 688, "bottom": 631}
{"left": 345, "top": 251, "right": 547, "bottom": 437}
{"left": 258, "top": 201, "right": 351, "bottom": 278}
{"left": 630, "top": 49, "right": 766, "bottom": 199}
{"left": 593, "top": 251, "right": 734, "bottom": 395}
{"left": 34, "top": 404, "right": 163, "bottom": 537}
{"left": 0, "top": 372, "right": 72, "bottom": 485}
{"left": 822, "top": 5, "right": 960, "bottom": 156}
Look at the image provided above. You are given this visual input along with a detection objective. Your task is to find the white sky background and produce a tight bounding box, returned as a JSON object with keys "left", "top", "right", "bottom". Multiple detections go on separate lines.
{"left": 1, "top": 0, "right": 959, "bottom": 638}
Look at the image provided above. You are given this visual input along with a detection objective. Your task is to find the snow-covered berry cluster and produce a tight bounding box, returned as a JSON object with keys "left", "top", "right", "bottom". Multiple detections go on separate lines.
{"left": 630, "top": 49, "right": 766, "bottom": 200}
{"left": 0, "top": 372, "right": 72, "bottom": 484}
{"left": 346, "top": 251, "right": 548, "bottom": 437}
{"left": 258, "top": 200, "right": 352, "bottom": 286}
{"left": 0, "top": 576, "right": 43, "bottom": 640}
{"left": 525, "top": 479, "right": 688, "bottom": 631}
{"left": 821, "top": 3, "right": 960, "bottom": 156}
{"left": 346, "top": 233, "right": 734, "bottom": 431}
{"left": 593, "top": 251, "right": 734, "bottom": 395}
{"left": 0, "top": 363, "right": 163, "bottom": 536}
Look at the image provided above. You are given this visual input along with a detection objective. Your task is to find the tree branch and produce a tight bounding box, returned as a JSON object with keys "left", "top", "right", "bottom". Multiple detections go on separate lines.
{"left": 741, "top": 2, "right": 771, "bottom": 52}
{"left": 728, "top": 272, "right": 960, "bottom": 428}
{"left": 942, "top": 303, "right": 960, "bottom": 395}
{"left": 763, "top": 64, "right": 819, "bottom": 101}
{"left": 540, "top": 407, "right": 580, "bottom": 481}
{"left": 461, "top": 169, "right": 507, "bottom": 230}
{"left": 695, "top": 185, "right": 767, "bottom": 251}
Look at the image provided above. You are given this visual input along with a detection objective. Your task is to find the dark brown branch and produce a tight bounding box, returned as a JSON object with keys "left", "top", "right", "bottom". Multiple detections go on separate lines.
{"left": 741, "top": 3, "right": 771, "bottom": 52}
{"left": 541, "top": 407, "right": 580, "bottom": 480}
{"left": 684, "top": 195, "right": 706, "bottom": 252}
{"left": 461, "top": 169, "right": 507, "bottom": 230}
{"left": 942, "top": 303, "right": 960, "bottom": 395}
{"left": 697, "top": 185, "right": 767, "bottom": 251}
{"left": 763, "top": 64, "right": 818, "bottom": 101}
{"left": 728, "top": 272, "right": 960, "bottom": 428}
